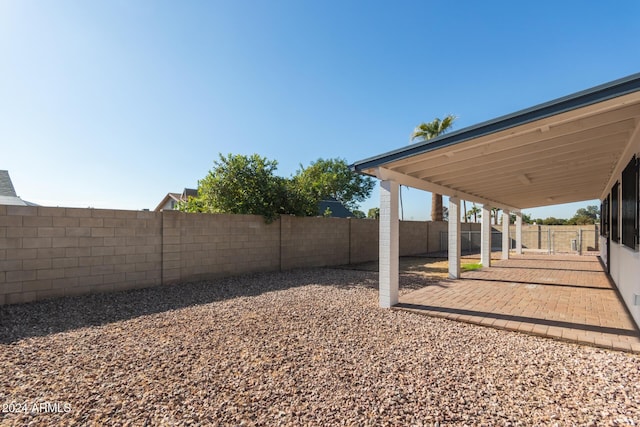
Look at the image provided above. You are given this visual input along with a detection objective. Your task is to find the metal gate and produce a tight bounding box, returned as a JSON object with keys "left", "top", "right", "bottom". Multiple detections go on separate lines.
{"left": 439, "top": 229, "right": 585, "bottom": 254}
{"left": 439, "top": 231, "right": 502, "bottom": 254}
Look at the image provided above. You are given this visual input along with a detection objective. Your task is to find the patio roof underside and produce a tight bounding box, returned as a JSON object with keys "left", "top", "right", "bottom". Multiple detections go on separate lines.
{"left": 354, "top": 80, "right": 640, "bottom": 212}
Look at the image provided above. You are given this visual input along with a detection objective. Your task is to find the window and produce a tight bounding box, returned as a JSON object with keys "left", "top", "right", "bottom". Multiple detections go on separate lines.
{"left": 603, "top": 194, "right": 610, "bottom": 237}
{"left": 600, "top": 200, "right": 607, "bottom": 236}
{"left": 611, "top": 182, "right": 620, "bottom": 243}
{"left": 621, "top": 155, "right": 638, "bottom": 250}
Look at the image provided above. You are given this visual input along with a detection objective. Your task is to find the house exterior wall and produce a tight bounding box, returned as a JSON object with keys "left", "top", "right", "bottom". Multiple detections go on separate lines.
{"left": 161, "top": 200, "right": 177, "bottom": 210}
{"left": 600, "top": 128, "right": 640, "bottom": 328}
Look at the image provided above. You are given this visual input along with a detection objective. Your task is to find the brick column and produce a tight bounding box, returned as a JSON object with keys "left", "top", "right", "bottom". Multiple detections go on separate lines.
{"left": 515, "top": 211, "right": 523, "bottom": 255}
{"left": 481, "top": 204, "right": 492, "bottom": 267}
{"left": 448, "top": 197, "right": 461, "bottom": 279}
{"left": 502, "top": 210, "right": 510, "bottom": 260}
{"left": 379, "top": 180, "right": 399, "bottom": 308}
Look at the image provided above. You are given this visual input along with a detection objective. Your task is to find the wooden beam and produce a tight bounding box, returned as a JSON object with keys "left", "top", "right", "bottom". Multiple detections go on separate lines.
{"left": 374, "top": 167, "right": 520, "bottom": 212}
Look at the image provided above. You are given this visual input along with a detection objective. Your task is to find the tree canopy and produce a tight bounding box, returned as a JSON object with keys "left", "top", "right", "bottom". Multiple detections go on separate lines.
{"left": 178, "top": 153, "right": 291, "bottom": 222}
{"left": 367, "top": 207, "right": 380, "bottom": 219}
{"left": 179, "top": 154, "right": 374, "bottom": 222}
{"left": 566, "top": 205, "right": 599, "bottom": 225}
{"left": 293, "top": 157, "right": 375, "bottom": 212}
{"left": 463, "top": 204, "right": 597, "bottom": 226}
{"left": 410, "top": 115, "right": 457, "bottom": 142}
{"left": 531, "top": 205, "right": 599, "bottom": 225}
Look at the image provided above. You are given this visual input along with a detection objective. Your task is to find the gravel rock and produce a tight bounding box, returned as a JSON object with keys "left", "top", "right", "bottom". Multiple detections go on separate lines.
{"left": 1, "top": 268, "right": 639, "bottom": 426}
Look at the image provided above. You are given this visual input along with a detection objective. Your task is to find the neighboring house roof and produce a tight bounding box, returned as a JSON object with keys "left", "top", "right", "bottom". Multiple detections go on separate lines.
{"left": 351, "top": 72, "right": 640, "bottom": 210}
{"left": 0, "top": 170, "right": 18, "bottom": 197}
{"left": 154, "top": 188, "right": 197, "bottom": 212}
{"left": 182, "top": 188, "right": 197, "bottom": 198}
{"left": 0, "top": 170, "right": 38, "bottom": 206}
{"left": 318, "top": 197, "right": 354, "bottom": 218}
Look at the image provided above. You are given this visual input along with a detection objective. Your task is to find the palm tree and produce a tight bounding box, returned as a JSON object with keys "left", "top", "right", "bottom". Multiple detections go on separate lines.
{"left": 410, "top": 115, "right": 456, "bottom": 221}
{"left": 463, "top": 200, "right": 467, "bottom": 223}
{"left": 491, "top": 207, "right": 501, "bottom": 225}
{"left": 467, "top": 203, "right": 481, "bottom": 223}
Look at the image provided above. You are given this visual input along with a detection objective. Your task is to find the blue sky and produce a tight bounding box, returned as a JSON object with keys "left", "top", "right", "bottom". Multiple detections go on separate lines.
{"left": 1, "top": 1, "right": 639, "bottom": 220}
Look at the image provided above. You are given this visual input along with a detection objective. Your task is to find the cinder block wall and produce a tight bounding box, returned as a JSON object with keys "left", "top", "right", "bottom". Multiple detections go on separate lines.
{"left": 350, "top": 220, "right": 450, "bottom": 262}
{"left": 399, "top": 221, "right": 430, "bottom": 256}
{"left": 162, "top": 211, "right": 280, "bottom": 283}
{"left": 428, "top": 221, "right": 448, "bottom": 251}
{"left": 280, "top": 216, "right": 350, "bottom": 270}
{"left": 3, "top": 205, "right": 498, "bottom": 306}
{"left": 350, "top": 219, "right": 378, "bottom": 264}
{"left": 508, "top": 225, "right": 598, "bottom": 252}
{"left": 0, "top": 206, "right": 161, "bottom": 305}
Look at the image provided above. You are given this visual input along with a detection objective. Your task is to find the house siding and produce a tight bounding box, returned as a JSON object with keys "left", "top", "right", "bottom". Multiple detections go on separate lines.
{"left": 600, "top": 127, "right": 640, "bottom": 328}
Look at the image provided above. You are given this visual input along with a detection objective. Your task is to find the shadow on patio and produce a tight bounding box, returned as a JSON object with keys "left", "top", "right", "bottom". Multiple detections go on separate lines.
{"left": 394, "top": 254, "right": 640, "bottom": 353}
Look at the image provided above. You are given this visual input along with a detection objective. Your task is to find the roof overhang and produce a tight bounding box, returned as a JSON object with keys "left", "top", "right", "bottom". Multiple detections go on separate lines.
{"left": 0, "top": 196, "right": 28, "bottom": 206}
{"left": 352, "top": 72, "right": 640, "bottom": 212}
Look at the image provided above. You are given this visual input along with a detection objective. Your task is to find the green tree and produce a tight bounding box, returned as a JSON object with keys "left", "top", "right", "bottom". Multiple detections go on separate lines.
{"left": 462, "top": 200, "right": 467, "bottom": 223}
{"left": 509, "top": 212, "right": 533, "bottom": 224}
{"left": 179, "top": 154, "right": 374, "bottom": 222}
{"left": 280, "top": 176, "right": 318, "bottom": 217}
{"left": 491, "top": 207, "right": 501, "bottom": 225}
{"left": 466, "top": 204, "right": 481, "bottom": 223}
{"left": 294, "top": 158, "right": 375, "bottom": 212}
{"left": 352, "top": 210, "right": 366, "bottom": 219}
{"left": 179, "top": 153, "right": 313, "bottom": 222}
{"left": 542, "top": 217, "right": 567, "bottom": 225}
{"left": 566, "top": 205, "right": 599, "bottom": 225}
{"left": 367, "top": 207, "right": 380, "bottom": 219}
{"left": 410, "top": 115, "right": 456, "bottom": 221}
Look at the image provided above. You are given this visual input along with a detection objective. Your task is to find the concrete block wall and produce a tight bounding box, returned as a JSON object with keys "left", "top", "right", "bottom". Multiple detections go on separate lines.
{"left": 280, "top": 216, "right": 350, "bottom": 270}
{"left": 162, "top": 211, "right": 280, "bottom": 283}
{"left": 399, "top": 221, "right": 430, "bottom": 256}
{"left": 349, "top": 219, "right": 378, "bottom": 264}
{"left": 508, "top": 225, "right": 598, "bottom": 252}
{"left": 428, "top": 221, "right": 448, "bottom": 252}
{"left": 0, "top": 206, "right": 161, "bottom": 305}
{"left": 438, "top": 223, "right": 598, "bottom": 253}
{"left": 1, "top": 205, "right": 460, "bottom": 306}
{"left": 350, "top": 220, "right": 448, "bottom": 263}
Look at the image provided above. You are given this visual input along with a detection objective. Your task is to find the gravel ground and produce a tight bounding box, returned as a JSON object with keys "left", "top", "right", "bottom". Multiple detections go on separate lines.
{"left": 1, "top": 267, "right": 639, "bottom": 426}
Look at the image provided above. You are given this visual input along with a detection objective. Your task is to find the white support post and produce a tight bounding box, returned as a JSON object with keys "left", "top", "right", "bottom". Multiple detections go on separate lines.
{"left": 481, "top": 204, "right": 492, "bottom": 267}
{"left": 502, "top": 210, "right": 510, "bottom": 260}
{"left": 379, "top": 180, "right": 399, "bottom": 308}
{"left": 515, "top": 211, "right": 523, "bottom": 255}
{"left": 448, "top": 197, "right": 461, "bottom": 279}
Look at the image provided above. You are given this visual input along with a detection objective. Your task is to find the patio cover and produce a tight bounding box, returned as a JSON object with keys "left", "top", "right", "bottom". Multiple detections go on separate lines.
{"left": 352, "top": 73, "right": 640, "bottom": 211}
{"left": 351, "top": 72, "right": 640, "bottom": 308}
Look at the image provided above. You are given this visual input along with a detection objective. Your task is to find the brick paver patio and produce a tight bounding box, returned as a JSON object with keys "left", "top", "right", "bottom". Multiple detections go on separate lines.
{"left": 396, "top": 254, "right": 640, "bottom": 353}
